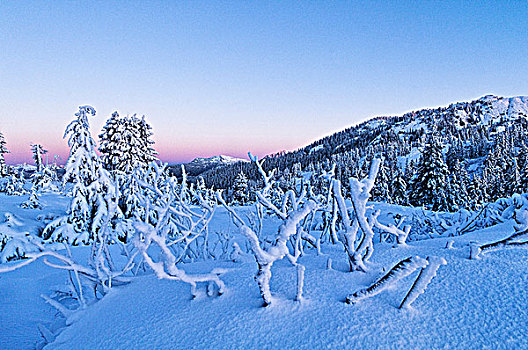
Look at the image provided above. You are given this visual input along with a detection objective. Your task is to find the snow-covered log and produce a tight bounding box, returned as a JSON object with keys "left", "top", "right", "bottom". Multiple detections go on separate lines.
{"left": 345, "top": 256, "right": 427, "bottom": 304}
{"left": 399, "top": 256, "right": 446, "bottom": 309}
{"left": 470, "top": 228, "right": 528, "bottom": 259}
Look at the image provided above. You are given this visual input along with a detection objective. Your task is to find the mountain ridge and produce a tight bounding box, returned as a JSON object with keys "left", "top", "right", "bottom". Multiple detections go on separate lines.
{"left": 200, "top": 94, "right": 528, "bottom": 193}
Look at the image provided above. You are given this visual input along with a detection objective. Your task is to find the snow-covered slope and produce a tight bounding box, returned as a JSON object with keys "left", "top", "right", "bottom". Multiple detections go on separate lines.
{"left": 190, "top": 155, "right": 248, "bottom": 166}
{"left": 359, "top": 94, "right": 528, "bottom": 138}
{"left": 201, "top": 95, "right": 528, "bottom": 189}
{"left": 2, "top": 218, "right": 526, "bottom": 349}
{"left": 1, "top": 198, "right": 528, "bottom": 349}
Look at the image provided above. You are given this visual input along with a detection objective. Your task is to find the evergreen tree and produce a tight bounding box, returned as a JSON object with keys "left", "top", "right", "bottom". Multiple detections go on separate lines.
{"left": 446, "top": 160, "right": 469, "bottom": 211}
{"left": 467, "top": 175, "right": 485, "bottom": 210}
{"left": 99, "top": 112, "right": 158, "bottom": 174}
{"left": 99, "top": 111, "right": 126, "bottom": 172}
{"left": 0, "top": 132, "right": 9, "bottom": 176}
{"left": 372, "top": 159, "right": 390, "bottom": 202}
{"left": 232, "top": 172, "right": 249, "bottom": 205}
{"left": 135, "top": 115, "right": 158, "bottom": 166}
{"left": 518, "top": 144, "right": 528, "bottom": 193}
{"left": 30, "top": 144, "right": 48, "bottom": 172}
{"left": 391, "top": 169, "right": 408, "bottom": 205}
{"left": 44, "top": 106, "right": 117, "bottom": 244}
{"left": 409, "top": 136, "right": 450, "bottom": 211}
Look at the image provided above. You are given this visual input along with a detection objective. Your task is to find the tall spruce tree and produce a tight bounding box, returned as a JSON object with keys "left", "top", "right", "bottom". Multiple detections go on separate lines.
{"left": 135, "top": 115, "right": 158, "bottom": 166}
{"left": 43, "top": 106, "right": 117, "bottom": 244}
{"left": 99, "top": 111, "right": 126, "bottom": 172}
{"left": 391, "top": 168, "right": 408, "bottom": 205}
{"left": 409, "top": 135, "right": 450, "bottom": 211}
{"left": 518, "top": 144, "right": 528, "bottom": 193}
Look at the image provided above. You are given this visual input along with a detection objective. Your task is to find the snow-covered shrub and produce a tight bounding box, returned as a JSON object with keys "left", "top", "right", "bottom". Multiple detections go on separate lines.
{"left": 1, "top": 173, "right": 27, "bottom": 195}
{"left": 31, "top": 166, "right": 59, "bottom": 193}
{"left": 20, "top": 191, "right": 42, "bottom": 209}
{"left": 0, "top": 213, "right": 41, "bottom": 262}
{"left": 132, "top": 162, "right": 226, "bottom": 298}
{"left": 328, "top": 158, "right": 381, "bottom": 272}
{"left": 0, "top": 234, "right": 42, "bottom": 263}
{"left": 218, "top": 153, "right": 317, "bottom": 306}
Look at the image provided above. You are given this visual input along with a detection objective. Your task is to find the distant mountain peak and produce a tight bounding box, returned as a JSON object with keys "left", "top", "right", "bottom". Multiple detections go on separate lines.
{"left": 189, "top": 155, "right": 248, "bottom": 165}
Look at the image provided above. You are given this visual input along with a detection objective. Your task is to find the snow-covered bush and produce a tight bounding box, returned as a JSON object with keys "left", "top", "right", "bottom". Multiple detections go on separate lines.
{"left": 328, "top": 158, "right": 394, "bottom": 272}
{"left": 132, "top": 162, "right": 226, "bottom": 298}
{"left": 31, "top": 166, "right": 59, "bottom": 193}
{"left": 1, "top": 173, "right": 27, "bottom": 195}
{"left": 218, "top": 153, "right": 318, "bottom": 306}
{"left": 20, "top": 191, "right": 42, "bottom": 209}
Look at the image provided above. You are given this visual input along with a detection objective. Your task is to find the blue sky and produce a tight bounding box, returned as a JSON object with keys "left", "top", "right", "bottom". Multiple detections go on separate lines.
{"left": 1, "top": 1, "right": 527, "bottom": 164}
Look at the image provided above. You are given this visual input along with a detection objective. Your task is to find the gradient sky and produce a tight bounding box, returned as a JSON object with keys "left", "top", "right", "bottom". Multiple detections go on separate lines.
{"left": 1, "top": 1, "right": 527, "bottom": 165}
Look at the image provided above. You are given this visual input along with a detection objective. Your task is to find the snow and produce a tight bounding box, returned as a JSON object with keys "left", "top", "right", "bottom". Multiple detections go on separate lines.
{"left": 1, "top": 196, "right": 528, "bottom": 348}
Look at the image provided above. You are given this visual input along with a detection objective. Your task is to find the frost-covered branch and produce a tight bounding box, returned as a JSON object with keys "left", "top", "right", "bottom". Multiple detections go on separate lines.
{"left": 399, "top": 256, "right": 446, "bottom": 309}
{"left": 371, "top": 210, "right": 410, "bottom": 245}
{"left": 346, "top": 256, "right": 427, "bottom": 304}
{"left": 133, "top": 221, "right": 225, "bottom": 298}
{"left": 218, "top": 154, "right": 318, "bottom": 306}
{"left": 331, "top": 158, "right": 381, "bottom": 272}
{"left": 470, "top": 228, "right": 528, "bottom": 259}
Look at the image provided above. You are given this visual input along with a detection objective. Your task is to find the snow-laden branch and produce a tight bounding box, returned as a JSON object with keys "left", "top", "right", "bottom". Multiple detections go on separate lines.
{"left": 133, "top": 221, "right": 225, "bottom": 298}
{"left": 331, "top": 158, "right": 381, "bottom": 272}
{"left": 470, "top": 228, "right": 528, "bottom": 259}
{"left": 371, "top": 210, "right": 410, "bottom": 245}
{"left": 399, "top": 256, "right": 446, "bottom": 309}
{"left": 218, "top": 153, "right": 318, "bottom": 306}
{"left": 346, "top": 256, "right": 427, "bottom": 304}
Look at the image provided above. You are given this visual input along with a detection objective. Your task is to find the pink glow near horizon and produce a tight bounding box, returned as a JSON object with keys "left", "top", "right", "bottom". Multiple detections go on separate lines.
{"left": 3, "top": 137, "right": 283, "bottom": 166}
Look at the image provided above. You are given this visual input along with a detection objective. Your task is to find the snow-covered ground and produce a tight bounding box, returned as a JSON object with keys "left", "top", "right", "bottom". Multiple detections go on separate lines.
{"left": 1, "top": 192, "right": 527, "bottom": 349}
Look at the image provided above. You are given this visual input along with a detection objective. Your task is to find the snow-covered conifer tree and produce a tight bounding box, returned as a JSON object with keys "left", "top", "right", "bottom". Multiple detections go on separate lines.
{"left": 134, "top": 115, "right": 158, "bottom": 166}
{"left": 30, "top": 144, "right": 48, "bottom": 173}
{"left": 391, "top": 168, "right": 408, "bottom": 205}
{"left": 372, "top": 159, "right": 390, "bottom": 203}
{"left": 43, "top": 106, "right": 117, "bottom": 244}
{"left": 99, "top": 111, "right": 126, "bottom": 173}
{"left": 518, "top": 144, "right": 528, "bottom": 194}
{"left": 0, "top": 132, "right": 9, "bottom": 176}
{"left": 99, "top": 112, "right": 158, "bottom": 174}
{"left": 409, "top": 136, "right": 450, "bottom": 211}
{"left": 232, "top": 171, "right": 249, "bottom": 205}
